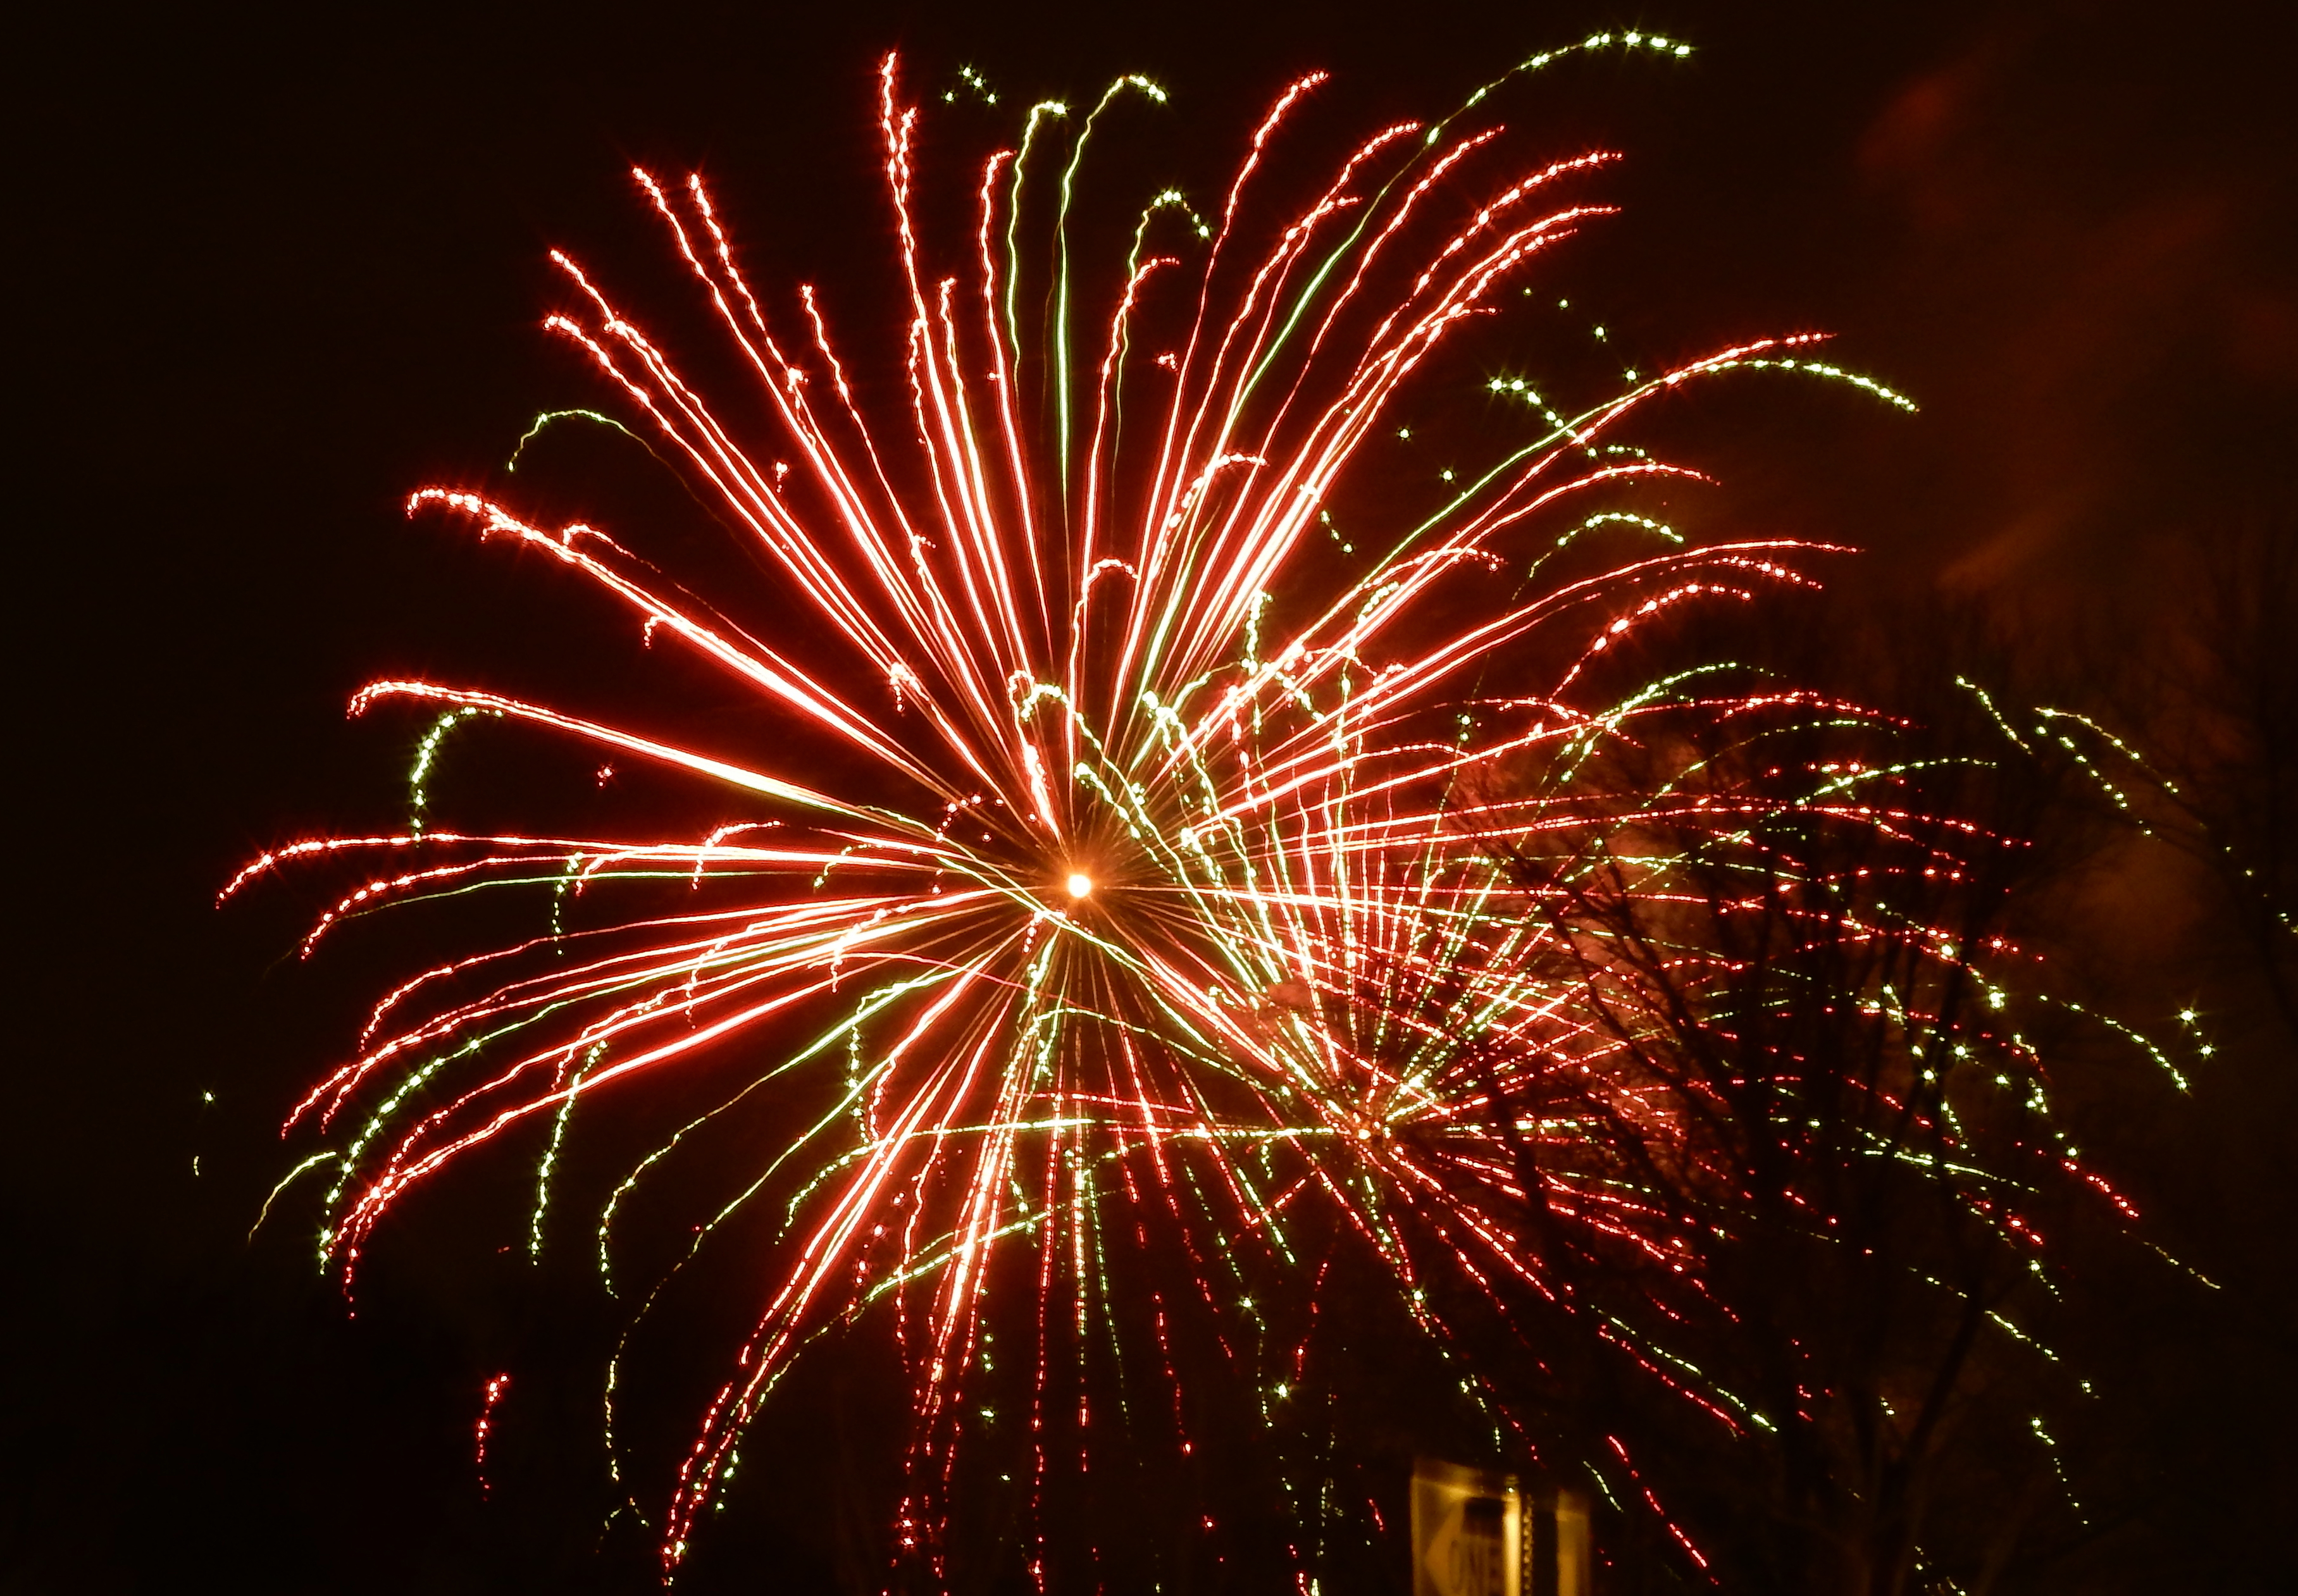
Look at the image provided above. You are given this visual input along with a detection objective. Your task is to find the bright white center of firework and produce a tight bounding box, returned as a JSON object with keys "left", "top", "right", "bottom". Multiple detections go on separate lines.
{"left": 1065, "top": 873, "right": 1094, "bottom": 900}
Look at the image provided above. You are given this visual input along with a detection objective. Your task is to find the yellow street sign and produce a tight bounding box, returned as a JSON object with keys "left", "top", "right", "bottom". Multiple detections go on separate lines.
{"left": 1410, "top": 1457, "right": 1591, "bottom": 1596}
{"left": 1411, "top": 1459, "right": 1522, "bottom": 1596}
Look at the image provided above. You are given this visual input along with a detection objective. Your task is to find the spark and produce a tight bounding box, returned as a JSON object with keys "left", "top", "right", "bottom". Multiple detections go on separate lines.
{"left": 476, "top": 1373, "right": 511, "bottom": 1499}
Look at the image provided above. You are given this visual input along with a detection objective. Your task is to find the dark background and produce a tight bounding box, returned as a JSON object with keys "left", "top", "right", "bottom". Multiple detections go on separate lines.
{"left": 11, "top": 1, "right": 2292, "bottom": 1588}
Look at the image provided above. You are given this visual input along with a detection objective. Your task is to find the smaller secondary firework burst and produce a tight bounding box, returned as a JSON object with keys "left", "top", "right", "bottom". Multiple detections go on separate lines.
{"left": 227, "top": 34, "right": 2151, "bottom": 1587}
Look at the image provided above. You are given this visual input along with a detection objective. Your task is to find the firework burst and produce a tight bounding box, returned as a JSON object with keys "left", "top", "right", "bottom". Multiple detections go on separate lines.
{"left": 228, "top": 37, "right": 1971, "bottom": 1583}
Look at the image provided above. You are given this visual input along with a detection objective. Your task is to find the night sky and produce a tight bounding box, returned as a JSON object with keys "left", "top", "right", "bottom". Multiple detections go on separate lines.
{"left": 13, "top": 1, "right": 2293, "bottom": 1589}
